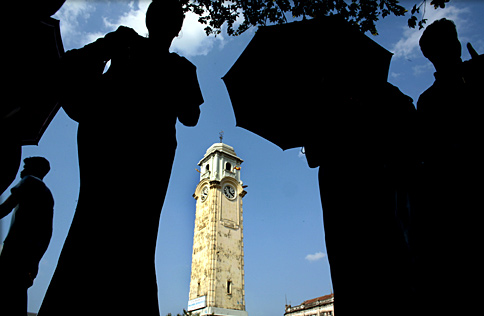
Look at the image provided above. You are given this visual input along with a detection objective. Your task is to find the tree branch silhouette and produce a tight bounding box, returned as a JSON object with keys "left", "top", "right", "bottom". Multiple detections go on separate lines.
{"left": 180, "top": 0, "right": 452, "bottom": 36}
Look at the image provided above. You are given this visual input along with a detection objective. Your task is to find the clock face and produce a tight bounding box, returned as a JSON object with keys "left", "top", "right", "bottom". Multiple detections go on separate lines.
{"left": 201, "top": 186, "right": 209, "bottom": 202}
{"left": 223, "top": 185, "right": 236, "bottom": 200}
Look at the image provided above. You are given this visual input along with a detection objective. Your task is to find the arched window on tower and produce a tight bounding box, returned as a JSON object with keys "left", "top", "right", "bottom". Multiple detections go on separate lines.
{"left": 227, "top": 280, "right": 232, "bottom": 295}
{"left": 225, "top": 162, "right": 232, "bottom": 171}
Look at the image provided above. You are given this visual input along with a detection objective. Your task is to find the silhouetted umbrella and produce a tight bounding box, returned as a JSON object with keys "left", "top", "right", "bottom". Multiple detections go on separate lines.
{"left": 3, "top": 16, "right": 64, "bottom": 145}
{"left": 222, "top": 16, "right": 392, "bottom": 150}
{"left": 1, "top": 1, "right": 65, "bottom": 196}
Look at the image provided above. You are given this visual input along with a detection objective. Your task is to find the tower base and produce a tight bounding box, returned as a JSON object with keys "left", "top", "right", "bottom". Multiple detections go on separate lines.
{"left": 191, "top": 307, "right": 248, "bottom": 316}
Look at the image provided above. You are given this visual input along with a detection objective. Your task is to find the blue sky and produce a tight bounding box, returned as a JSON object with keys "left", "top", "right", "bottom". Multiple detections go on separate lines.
{"left": 1, "top": 1, "right": 484, "bottom": 315}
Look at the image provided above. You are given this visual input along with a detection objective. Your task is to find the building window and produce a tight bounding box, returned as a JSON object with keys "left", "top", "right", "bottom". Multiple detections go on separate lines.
{"left": 197, "top": 282, "right": 201, "bottom": 297}
{"left": 206, "top": 164, "right": 210, "bottom": 171}
{"left": 225, "top": 162, "right": 231, "bottom": 171}
{"left": 227, "top": 280, "right": 232, "bottom": 294}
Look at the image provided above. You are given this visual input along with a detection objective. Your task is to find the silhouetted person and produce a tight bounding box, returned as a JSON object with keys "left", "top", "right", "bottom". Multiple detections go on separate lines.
{"left": 0, "top": 157, "right": 54, "bottom": 316}
{"left": 39, "top": 1, "right": 203, "bottom": 315}
{"left": 415, "top": 18, "right": 483, "bottom": 315}
{"left": 305, "top": 80, "right": 417, "bottom": 316}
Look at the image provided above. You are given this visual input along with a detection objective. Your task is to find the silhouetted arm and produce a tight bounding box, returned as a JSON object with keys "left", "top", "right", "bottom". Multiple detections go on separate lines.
{"left": 59, "top": 40, "right": 109, "bottom": 123}
{"left": 304, "top": 143, "right": 322, "bottom": 168}
{"left": 60, "top": 26, "right": 139, "bottom": 122}
{"left": 178, "top": 105, "right": 201, "bottom": 127}
{"left": 463, "top": 42, "right": 484, "bottom": 87}
{"left": 175, "top": 57, "right": 204, "bottom": 127}
{"left": 467, "top": 43, "right": 479, "bottom": 59}
{"left": 0, "top": 193, "right": 19, "bottom": 220}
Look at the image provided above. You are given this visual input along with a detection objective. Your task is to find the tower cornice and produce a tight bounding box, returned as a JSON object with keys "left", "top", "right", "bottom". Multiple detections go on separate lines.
{"left": 198, "top": 143, "right": 243, "bottom": 166}
{"left": 209, "top": 180, "right": 221, "bottom": 189}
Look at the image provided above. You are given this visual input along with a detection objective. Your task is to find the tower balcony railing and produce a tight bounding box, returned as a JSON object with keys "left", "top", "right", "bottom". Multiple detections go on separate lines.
{"left": 223, "top": 170, "right": 236, "bottom": 179}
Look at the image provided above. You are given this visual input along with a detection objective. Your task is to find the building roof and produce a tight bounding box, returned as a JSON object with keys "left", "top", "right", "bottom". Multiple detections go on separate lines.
{"left": 301, "top": 293, "right": 334, "bottom": 305}
{"left": 285, "top": 293, "right": 334, "bottom": 315}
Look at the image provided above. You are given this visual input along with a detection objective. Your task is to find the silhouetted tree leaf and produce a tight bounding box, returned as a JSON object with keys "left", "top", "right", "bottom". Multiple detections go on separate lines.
{"left": 408, "top": 0, "right": 451, "bottom": 30}
{"left": 181, "top": 0, "right": 453, "bottom": 35}
{"left": 408, "top": 15, "right": 417, "bottom": 28}
{"left": 180, "top": 0, "right": 407, "bottom": 35}
{"left": 430, "top": 0, "right": 449, "bottom": 9}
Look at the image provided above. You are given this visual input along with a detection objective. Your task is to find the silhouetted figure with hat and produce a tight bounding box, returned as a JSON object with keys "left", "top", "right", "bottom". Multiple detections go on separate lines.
{"left": 305, "top": 80, "right": 417, "bottom": 316}
{"left": 0, "top": 157, "right": 54, "bottom": 316}
{"left": 39, "top": 1, "right": 203, "bottom": 315}
{"left": 415, "top": 18, "right": 483, "bottom": 315}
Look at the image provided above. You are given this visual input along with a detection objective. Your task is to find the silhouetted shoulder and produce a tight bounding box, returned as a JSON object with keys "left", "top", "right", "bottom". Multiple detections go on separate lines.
{"left": 169, "top": 53, "right": 197, "bottom": 70}
{"left": 11, "top": 175, "right": 43, "bottom": 194}
{"left": 11, "top": 176, "right": 53, "bottom": 208}
{"left": 416, "top": 82, "right": 439, "bottom": 113}
{"left": 384, "top": 83, "right": 414, "bottom": 106}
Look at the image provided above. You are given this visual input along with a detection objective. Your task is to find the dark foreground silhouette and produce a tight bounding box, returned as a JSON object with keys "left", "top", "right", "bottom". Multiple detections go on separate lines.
{"left": 223, "top": 14, "right": 419, "bottom": 316}
{"left": 0, "top": 157, "right": 54, "bottom": 316}
{"left": 1, "top": 1, "right": 65, "bottom": 197}
{"left": 414, "top": 18, "right": 484, "bottom": 315}
{"left": 305, "top": 81, "right": 417, "bottom": 316}
{"left": 39, "top": 1, "right": 203, "bottom": 315}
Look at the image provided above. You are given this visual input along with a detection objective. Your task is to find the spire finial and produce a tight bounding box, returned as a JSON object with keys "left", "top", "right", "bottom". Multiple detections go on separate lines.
{"left": 219, "top": 130, "right": 224, "bottom": 143}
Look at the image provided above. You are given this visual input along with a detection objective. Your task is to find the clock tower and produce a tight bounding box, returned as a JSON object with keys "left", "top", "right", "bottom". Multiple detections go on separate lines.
{"left": 188, "top": 142, "right": 248, "bottom": 316}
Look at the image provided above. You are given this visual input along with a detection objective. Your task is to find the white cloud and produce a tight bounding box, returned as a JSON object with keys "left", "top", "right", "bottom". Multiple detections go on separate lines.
{"left": 172, "top": 12, "right": 226, "bottom": 56}
{"left": 412, "top": 62, "right": 433, "bottom": 76}
{"left": 305, "top": 252, "right": 326, "bottom": 262}
{"left": 392, "top": 4, "right": 470, "bottom": 59}
{"left": 102, "top": 1, "right": 226, "bottom": 57}
{"left": 83, "top": 31, "right": 106, "bottom": 46}
{"left": 103, "top": 1, "right": 149, "bottom": 37}
{"left": 53, "top": 0, "right": 97, "bottom": 48}
{"left": 55, "top": 0, "right": 226, "bottom": 56}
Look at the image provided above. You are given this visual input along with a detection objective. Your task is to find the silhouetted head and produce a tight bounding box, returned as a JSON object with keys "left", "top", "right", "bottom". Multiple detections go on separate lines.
{"left": 21, "top": 157, "right": 50, "bottom": 180}
{"left": 419, "top": 18, "right": 462, "bottom": 71}
{"left": 146, "top": 0, "right": 184, "bottom": 48}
